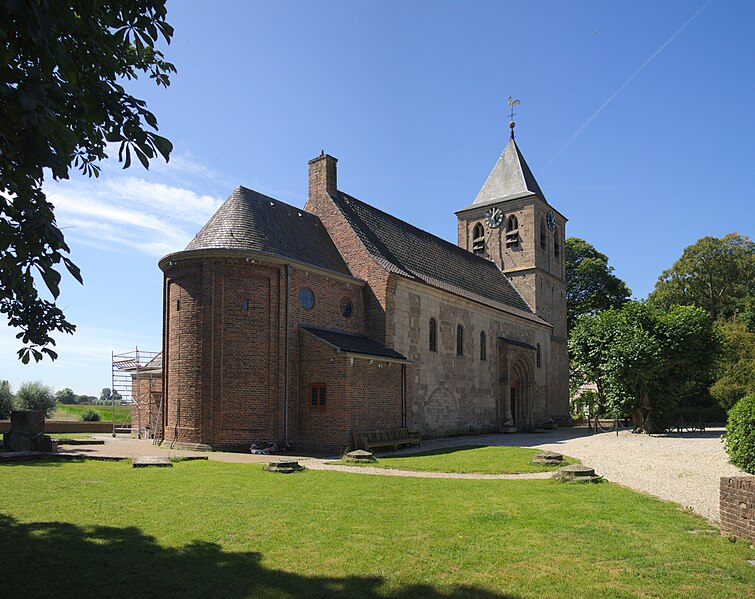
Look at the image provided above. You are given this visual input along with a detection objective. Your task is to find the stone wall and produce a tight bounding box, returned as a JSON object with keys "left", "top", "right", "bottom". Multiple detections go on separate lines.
{"left": 720, "top": 476, "right": 755, "bottom": 543}
{"left": 391, "top": 278, "right": 552, "bottom": 436}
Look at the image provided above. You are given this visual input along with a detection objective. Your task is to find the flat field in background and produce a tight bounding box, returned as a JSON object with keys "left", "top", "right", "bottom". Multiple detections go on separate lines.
{"left": 54, "top": 403, "right": 131, "bottom": 422}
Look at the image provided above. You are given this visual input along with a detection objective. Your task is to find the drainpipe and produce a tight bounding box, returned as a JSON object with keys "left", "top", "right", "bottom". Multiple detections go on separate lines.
{"left": 401, "top": 364, "right": 407, "bottom": 428}
{"left": 284, "top": 264, "right": 292, "bottom": 447}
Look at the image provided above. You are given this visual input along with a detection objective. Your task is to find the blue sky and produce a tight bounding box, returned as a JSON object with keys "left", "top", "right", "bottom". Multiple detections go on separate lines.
{"left": 2, "top": 0, "right": 753, "bottom": 396}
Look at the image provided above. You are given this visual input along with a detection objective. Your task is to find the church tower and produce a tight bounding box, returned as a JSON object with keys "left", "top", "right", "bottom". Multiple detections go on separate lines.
{"left": 455, "top": 114, "right": 569, "bottom": 418}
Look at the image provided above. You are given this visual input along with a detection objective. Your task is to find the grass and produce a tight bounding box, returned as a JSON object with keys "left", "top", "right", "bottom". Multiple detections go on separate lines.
{"left": 335, "top": 445, "right": 579, "bottom": 474}
{"left": 47, "top": 434, "right": 95, "bottom": 440}
{"left": 53, "top": 403, "right": 131, "bottom": 423}
{"left": 0, "top": 459, "right": 752, "bottom": 598}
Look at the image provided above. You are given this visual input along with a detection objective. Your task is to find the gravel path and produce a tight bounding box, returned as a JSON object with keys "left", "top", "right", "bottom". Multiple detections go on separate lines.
{"left": 55, "top": 426, "right": 746, "bottom": 523}
{"left": 303, "top": 461, "right": 552, "bottom": 480}
{"left": 381, "top": 427, "right": 746, "bottom": 523}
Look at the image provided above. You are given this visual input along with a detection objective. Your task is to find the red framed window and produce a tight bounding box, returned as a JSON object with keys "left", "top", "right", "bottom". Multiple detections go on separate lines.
{"left": 309, "top": 383, "right": 326, "bottom": 410}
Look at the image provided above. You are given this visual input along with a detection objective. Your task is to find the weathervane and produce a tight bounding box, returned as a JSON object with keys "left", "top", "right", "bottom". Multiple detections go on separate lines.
{"left": 507, "top": 96, "right": 520, "bottom": 139}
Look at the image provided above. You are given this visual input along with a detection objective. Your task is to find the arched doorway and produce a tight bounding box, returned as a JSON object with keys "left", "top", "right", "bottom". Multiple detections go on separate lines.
{"left": 509, "top": 357, "right": 534, "bottom": 430}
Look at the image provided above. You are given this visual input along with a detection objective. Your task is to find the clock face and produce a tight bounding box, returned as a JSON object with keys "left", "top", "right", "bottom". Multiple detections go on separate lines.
{"left": 546, "top": 211, "right": 556, "bottom": 231}
{"left": 485, "top": 207, "right": 504, "bottom": 228}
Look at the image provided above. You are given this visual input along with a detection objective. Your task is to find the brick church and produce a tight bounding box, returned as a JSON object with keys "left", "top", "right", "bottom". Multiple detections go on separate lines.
{"left": 153, "top": 129, "right": 569, "bottom": 451}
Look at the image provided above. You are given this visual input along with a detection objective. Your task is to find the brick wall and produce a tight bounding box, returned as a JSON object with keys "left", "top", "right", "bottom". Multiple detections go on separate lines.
{"left": 305, "top": 154, "right": 392, "bottom": 344}
{"left": 720, "top": 476, "right": 755, "bottom": 543}
{"left": 161, "top": 249, "right": 374, "bottom": 451}
{"left": 131, "top": 374, "right": 162, "bottom": 438}
{"left": 297, "top": 330, "right": 403, "bottom": 451}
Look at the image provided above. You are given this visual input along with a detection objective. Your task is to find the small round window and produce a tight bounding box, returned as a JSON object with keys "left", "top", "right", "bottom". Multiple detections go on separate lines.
{"left": 298, "top": 287, "right": 315, "bottom": 310}
{"left": 340, "top": 297, "right": 353, "bottom": 318}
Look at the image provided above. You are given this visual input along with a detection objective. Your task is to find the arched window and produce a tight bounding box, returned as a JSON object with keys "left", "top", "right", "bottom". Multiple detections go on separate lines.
{"left": 536, "top": 343, "right": 541, "bottom": 368}
{"left": 480, "top": 331, "right": 486, "bottom": 361}
{"left": 554, "top": 227, "right": 560, "bottom": 258}
{"left": 506, "top": 215, "right": 519, "bottom": 249}
{"left": 540, "top": 217, "right": 547, "bottom": 250}
{"left": 429, "top": 318, "right": 437, "bottom": 352}
{"left": 456, "top": 324, "right": 464, "bottom": 356}
{"left": 472, "top": 223, "right": 485, "bottom": 255}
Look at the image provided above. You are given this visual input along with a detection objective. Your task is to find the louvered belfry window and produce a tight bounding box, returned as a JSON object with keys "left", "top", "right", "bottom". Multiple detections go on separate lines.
{"left": 506, "top": 215, "right": 519, "bottom": 249}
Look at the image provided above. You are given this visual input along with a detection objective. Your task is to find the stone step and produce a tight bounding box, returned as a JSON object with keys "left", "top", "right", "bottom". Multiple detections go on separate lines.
{"left": 132, "top": 456, "right": 172, "bottom": 468}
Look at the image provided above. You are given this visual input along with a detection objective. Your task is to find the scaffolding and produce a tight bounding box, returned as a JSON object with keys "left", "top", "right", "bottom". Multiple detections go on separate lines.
{"left": 111, "top": 348, "right": 163, "bottom": 443}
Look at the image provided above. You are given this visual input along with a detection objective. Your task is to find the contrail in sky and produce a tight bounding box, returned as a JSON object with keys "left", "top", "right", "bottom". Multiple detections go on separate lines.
{"left": 543, "top": 0, "right": 712, "bottom": 171}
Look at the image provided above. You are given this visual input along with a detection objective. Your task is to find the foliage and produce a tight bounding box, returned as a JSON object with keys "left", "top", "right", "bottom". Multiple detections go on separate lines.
{"left": 0, "top": 379, "right": 14, "bottom": 419}
{"left": 724, "top": 394, "right": 755, "bottom": 474}
{"left": 710, "top": 320, "right": 755, "bottom": 410}
{"left": 55, "top": 388, "right": 77, "bottom": 404}
{"left": 649, "top": 233, "right": 755, "bottom": 322}
{"left": 565, "top": 237, "right": 631, "bottom": 330}
{"left": 569, "top": 302, "right": 720, "bottom": 432}
{"left": 100, "top": 388, "right": 112, "bottom": 403}
{"left": 14, "top": 381, "right": 57, "bottom": 417}
{"left": 570, "top": 388, "right": 599, "bottom": 421}
{"left": 0, "top": 1, "right": 175, "bottom": 363}
{"left": 80, "top": 408, "right": 102, "bottom": 422}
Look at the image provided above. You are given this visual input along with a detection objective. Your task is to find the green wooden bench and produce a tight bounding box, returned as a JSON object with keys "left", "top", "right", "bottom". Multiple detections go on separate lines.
{"left": 352, "top": 428, "right": 421, "bottom": 452}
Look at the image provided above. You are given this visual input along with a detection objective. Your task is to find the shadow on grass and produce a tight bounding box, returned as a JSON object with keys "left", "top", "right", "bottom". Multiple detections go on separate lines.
{"left": 376, "top": 445, "right": 485, "bottom": 459}
{"left": 0, "top": 514, "right": 518, "bottom": 598}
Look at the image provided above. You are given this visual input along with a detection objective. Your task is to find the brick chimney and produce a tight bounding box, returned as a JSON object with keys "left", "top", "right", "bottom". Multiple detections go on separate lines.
{"left": 308, "top": 152, "right": 338, "bottom": 199}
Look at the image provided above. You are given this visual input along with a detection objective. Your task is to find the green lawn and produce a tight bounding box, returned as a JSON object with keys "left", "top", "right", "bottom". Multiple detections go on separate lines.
{"left": 0, "top": 460, "right": 752, "bottom": 598}
{"left": 54, "top": 403, "right": 131, "bottom": 422}
{"left": 338, "top": 445, "right": 579, "bottom": 474}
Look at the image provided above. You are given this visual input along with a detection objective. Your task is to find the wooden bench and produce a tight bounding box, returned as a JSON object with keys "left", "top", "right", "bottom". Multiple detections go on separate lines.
{"left": 352, "top": 428, "right": 421, "bottom": 452}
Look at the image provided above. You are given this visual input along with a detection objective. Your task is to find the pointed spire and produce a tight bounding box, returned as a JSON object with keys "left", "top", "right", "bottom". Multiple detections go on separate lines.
{"left": 471, "top": 138, "right": 547, "bottom": 206}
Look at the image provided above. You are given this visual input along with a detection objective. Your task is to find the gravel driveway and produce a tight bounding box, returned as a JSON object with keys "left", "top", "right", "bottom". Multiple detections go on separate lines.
{"left": 391, "top": 426, "right": 746, "bottom": 523}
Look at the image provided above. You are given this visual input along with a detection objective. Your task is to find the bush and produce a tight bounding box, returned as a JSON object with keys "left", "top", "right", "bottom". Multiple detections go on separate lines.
{"left": 724, "top": 393, "right": 755, "bottom": 474}
{"left": 0, "top": 380, "right": 14, "bottom": 419}
{"left": 15, "top": 381, "right": 57, "bottom": 417}
{"left": 80, "top": 408, "right": 102, "bottom": 422}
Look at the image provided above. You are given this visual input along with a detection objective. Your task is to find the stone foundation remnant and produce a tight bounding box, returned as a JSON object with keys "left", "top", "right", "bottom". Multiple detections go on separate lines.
{"left": 264, "top": 460, "right": 304, "bottom": 474}
{"left": 132, "top": 456, "right": 173, "bottom": 468}
{"left": 2, "top": 411, "right": 54, "bottom": 452}
{"left": 532, "top": 451, "right": 563, "bottom": 466}
{"left": 344, "top": 449, "right": 376, "bottom": 463}
{"left": 553, "top": 464, "right": 600, "bottom": 482}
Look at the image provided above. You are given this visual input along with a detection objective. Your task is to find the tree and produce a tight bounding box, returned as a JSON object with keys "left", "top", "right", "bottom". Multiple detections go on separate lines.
{"left": 1, "top": 1, "right": 175, "bottom": 363}
{"left": 710, "top": 321, "right": 755, "bottom": 410}
{"left": 55, "top": 387, "right": 77, "bottom": 405}
{"left": 649, "top": 233, "right": 755, "bottom": 321}
{"left": 565, "top": 237, "right": 631, "bottom": 330}
{"left": 100, "top": 388, "right": 112, "bottom": 404}
{"left": 0, "top": 380, "right": 14, "bottom": 419}
{"left": 569, "top": 302, "right": 719, "bottom": 433}
{"left": 15, "top": 381, "right": 57, "bottom": 418}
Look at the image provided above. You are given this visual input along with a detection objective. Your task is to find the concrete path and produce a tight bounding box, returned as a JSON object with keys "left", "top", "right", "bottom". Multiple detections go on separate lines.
{"left": 52, "top": 426, "right": 746, "bottom": 522}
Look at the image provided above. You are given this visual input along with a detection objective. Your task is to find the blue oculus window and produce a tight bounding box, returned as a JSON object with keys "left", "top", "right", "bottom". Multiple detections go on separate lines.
{"left": 298, "top": 287, "right": 315, "bottom": 310}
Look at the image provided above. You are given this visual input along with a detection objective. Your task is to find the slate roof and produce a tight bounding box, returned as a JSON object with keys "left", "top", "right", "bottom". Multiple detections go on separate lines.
{"left": 185, "top": 186, "right": 351, "bottom": 276}
{"left": 330, "top": 192, "right": 537, "bottom": 317}
{"left": 301, "top": 326, "right": 407, "bottom": 361}
{"left": 458, "top": 138, "right": 546, "bottom": 212}
{"left": 499, "top": 336, "right": 537, "bottom": 351}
